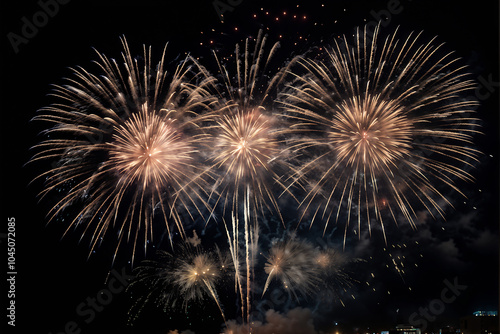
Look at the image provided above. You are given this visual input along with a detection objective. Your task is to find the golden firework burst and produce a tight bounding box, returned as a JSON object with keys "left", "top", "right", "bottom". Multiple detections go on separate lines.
{"left": 281, "top": 24, "right": 481, "bottom": 243}
{"left": 31, "top": 38, "right": 213, "bottom": 261}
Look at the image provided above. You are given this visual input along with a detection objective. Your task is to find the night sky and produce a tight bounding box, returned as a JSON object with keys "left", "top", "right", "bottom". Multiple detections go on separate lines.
{"left": 2, "top": 1, "right": 499, "bottom": 333}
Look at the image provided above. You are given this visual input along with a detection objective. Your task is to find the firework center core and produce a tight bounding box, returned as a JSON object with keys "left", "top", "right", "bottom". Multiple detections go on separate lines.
{"left": 330, "top": 97, "right": 413, "bottom": 170}
{"left": 109, "top": 110, "right": 192, "bottom": 186}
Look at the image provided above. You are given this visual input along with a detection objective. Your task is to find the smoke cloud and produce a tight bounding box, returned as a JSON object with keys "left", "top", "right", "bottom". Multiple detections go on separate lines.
{"left": 224, "top": 307, "right": 318, "bottom": 334}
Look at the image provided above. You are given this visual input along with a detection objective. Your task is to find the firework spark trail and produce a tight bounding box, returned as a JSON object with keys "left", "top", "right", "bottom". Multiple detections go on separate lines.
{"left": 222, "top": 213, "right": 246, "bottom": 322}
{"left": 244, "top": 185, "right": 252, "bottom": 325}
{"left": 220, "top": 191, "right": 259, "bottom": 325}
{"left": 30, "top": 37, "right": 215, "bottom": 262}
{"left": 280, "top": 24, "right": 481, "bottom": 245}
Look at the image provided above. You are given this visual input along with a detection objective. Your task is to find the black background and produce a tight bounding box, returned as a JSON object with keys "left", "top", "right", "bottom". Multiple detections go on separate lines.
{"left": 2, "top": 0, "right": 499, "bottom": 333}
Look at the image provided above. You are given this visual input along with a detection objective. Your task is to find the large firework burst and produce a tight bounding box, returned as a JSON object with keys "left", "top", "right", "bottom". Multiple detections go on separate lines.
{"left": 30, "top": 38, "right": 214, "bottom": 261}
{"left": 203, "top": 30, "right": 289, "bottom": 219}
{"left": 281, "top": 25, "right": 481, "bottom": 243}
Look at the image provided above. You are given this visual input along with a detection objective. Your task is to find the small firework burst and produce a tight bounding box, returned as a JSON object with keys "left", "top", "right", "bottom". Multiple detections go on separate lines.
{"left": 203, "top": 29, "right": 289, "bottom": 218}
{"left": 262, "top": 238, "right": 320, "bottom": 298}
{"left": 127, "top": 245, "right": 230, "bottom": 324}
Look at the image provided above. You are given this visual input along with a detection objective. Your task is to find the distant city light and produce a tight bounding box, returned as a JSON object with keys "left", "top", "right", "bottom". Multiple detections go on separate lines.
{"left": 473, "top": 311, "right": 498, "bottom": 316}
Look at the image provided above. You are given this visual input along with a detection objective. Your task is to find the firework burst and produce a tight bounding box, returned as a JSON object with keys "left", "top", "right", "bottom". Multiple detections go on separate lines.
{"left": 204, "top": 29, "right": 289, "bottom": 218}
{"left": 212, "top": 110, "right": 279, "bottom": 202}
{"left": 30, "top": 38, "right": 214, "bottom": 261}
{"left": 127, "top": 246, "right": 229, "bottom": 324}
{"left": 262, "top": 238, "right": 320, "bottom": 298}
{"left": 197, "top": 30, "right": 291, "bottom": 324}
{"left": 314, "top": 248, "right": 360, "bottom": 306}
{"left": 281, "top": 25, "right": 481, "bottom": 244}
